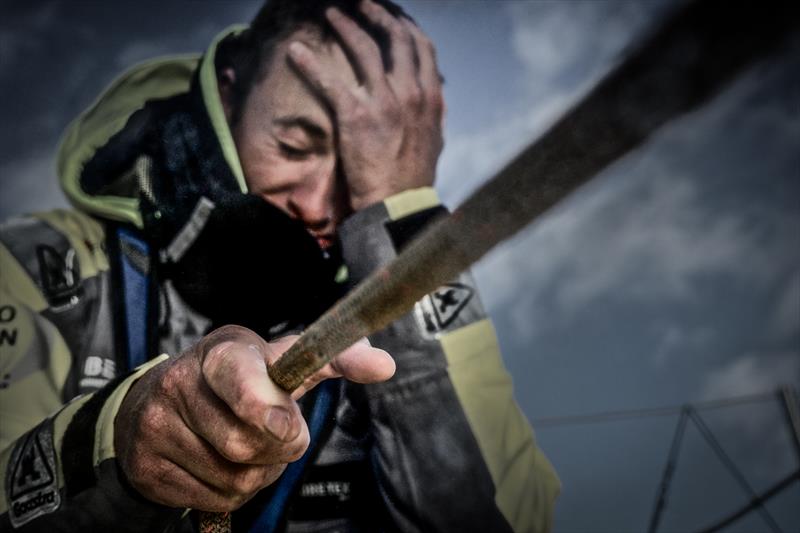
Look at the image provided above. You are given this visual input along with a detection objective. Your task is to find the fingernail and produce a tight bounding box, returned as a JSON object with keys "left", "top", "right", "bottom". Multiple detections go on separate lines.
{"left": 357, "top": 337, "right": 372, "bottom": 347}
{"left": 265, "top": 406, "right": 291, "bottom": 441}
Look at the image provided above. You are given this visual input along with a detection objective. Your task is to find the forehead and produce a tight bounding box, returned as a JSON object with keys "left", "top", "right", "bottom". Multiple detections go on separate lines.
{"left": 251, "top": 28, "right": 357, "bottom": 129}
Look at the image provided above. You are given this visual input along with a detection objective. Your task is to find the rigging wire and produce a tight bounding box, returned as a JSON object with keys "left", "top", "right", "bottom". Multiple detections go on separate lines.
{"left": 687, "top": 408, "right": 783, "bottom": 533}
{"left": 647, "top": 408, "right": 689, "bottom": 533}
{"left": 530, "top": 388, "right": 798, "bottom": 531}
{"left": 696, "top": 469, "right": 800, "bottom": 533}
{"left": 531, "top": 391, "right": 776, "bottom": 428}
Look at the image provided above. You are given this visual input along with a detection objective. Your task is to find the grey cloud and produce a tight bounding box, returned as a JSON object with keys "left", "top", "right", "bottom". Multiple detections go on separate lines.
{"left": 436, "top": 1, "right": 665, "bottom": 206}
{"left": 0, "top": 148, "right": 67, "bottom": 220}
{"left": 702, "top": 351, "right": 799, "bottom": 400}
{"left": 651, "top": 322, "right": 716, "bottom": 368}
{"left": 700, "top": 352, "right": 799, "bottom": 477}
{"left": 769, "top": 272, "right": 800, "bottom": 342}
{"left": 0, "top": 1, "right": 60, "bottom": 68}
{"left": 508, "top": 0, "right": 660, "bottom": 97}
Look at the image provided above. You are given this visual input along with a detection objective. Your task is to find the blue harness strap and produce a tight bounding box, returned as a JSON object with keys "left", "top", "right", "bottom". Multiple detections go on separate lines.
{"left": 249, "top": 380, "right": 336, "bottom": 532}
{"left": 117, "top": 227, "right": 150, "bottom": 370}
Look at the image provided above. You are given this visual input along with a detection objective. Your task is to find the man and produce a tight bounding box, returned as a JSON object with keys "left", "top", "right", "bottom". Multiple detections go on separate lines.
{"left": 0, "top": 0, "right": 559, "bottom": 531}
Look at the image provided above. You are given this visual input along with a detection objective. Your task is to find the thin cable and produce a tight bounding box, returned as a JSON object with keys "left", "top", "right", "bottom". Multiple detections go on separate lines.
{"left": 688, "top": 408, "right": 783, "bottom": 533}
{"left": 648, "top": 408, "right": 689, "bottom": 533}
{"left": 532, "top": 391, "right": 776, "bottom": 428}
{"left": 696, "top": 469, "right": 800, "bottom": 533}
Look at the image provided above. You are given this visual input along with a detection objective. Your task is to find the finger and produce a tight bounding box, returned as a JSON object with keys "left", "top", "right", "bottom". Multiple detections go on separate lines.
{"left": 330, "top": 338, "right": 395, "bottom": 384}
{"left": 404, "top": 18, "right": 441, "bottom": 93}
{"left": 325, "top": 6, "right": 387, "bottom": 92}
{"left": 158, "top": 422, "right": 285, "bottom": 499}
{"left": 289, "top": 338, "right": 395, "bottom": 401}
{"left": 359, "top": 0, "right": 417, "bottom": 94}
{"left": 287, "top": 40, "right": 361, "bottom": 113}
{"left": 263, "top": 334, "right": 300, "bottom": 365}
{"left": 200, "top": 326, "right": 305, "bottom": 443}
{"left": 177, "top": 372, "right": 308, "bottom": 465}
{"left": 128, "top": 455, "right": 243, "bottom": 512}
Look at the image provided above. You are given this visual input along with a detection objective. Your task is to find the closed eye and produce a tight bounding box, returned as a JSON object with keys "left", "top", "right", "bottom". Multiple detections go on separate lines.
{"left": 279, "top": 142, "right": 312, "bottom": 160}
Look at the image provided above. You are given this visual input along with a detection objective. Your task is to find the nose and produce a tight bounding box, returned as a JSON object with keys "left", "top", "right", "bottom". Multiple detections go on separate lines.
{"left": 286, "top": 163, "right": 336, "bottom": 233}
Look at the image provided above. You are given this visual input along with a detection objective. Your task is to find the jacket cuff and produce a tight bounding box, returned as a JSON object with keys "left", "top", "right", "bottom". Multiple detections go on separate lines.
{"left": 93, "top": 355, "right": 169, "bottom": 465}
{"left": 382, "top": 187, "right": 440, "bottom": 221}
{"left": 338, "top": 187, "right": 442, "bottom": 284}
{"left": 0, "top": 356, "right": 168, "bottom": 528}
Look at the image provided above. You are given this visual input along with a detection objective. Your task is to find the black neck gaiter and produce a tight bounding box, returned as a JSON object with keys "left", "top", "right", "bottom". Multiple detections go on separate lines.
{"left": 83, "top": 75, "right": 344, "bottom": 336}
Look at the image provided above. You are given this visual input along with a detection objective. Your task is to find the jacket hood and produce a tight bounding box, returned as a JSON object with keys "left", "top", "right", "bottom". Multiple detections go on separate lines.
{"left": 56, "top": 26, "right": 248, "bottom": 229}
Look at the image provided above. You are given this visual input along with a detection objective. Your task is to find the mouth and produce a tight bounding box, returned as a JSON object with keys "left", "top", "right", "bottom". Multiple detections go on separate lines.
{"left": 311, "top": 232, "right": 335, "bottom": 249}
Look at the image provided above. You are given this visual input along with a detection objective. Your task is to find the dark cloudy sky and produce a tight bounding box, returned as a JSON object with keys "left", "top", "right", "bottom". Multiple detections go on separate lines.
{"left": 1, "top": 2, "right": 798, "bottom": 532}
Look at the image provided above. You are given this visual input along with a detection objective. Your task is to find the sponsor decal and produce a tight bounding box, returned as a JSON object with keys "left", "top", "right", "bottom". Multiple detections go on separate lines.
{"left": 36, "top": 245, "right": 81, "bottom": 310}
{"left": 415, "top": 282, "right": 474, "bottom": 336}
{"left": 6, "top": 419, "right": 60, "bottom": 527}
{"left": 300, "top": 480, "right": 352, "bottom": 502}
{"left": 78, "top": 356, "right": 116, "bottom": 391}
{"left": 0, "top": 305, "right": 17, "bottom": 348}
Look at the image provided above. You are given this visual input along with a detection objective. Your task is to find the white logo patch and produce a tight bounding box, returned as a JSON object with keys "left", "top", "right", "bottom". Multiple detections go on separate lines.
{"left": 79, "top": 356, "right": 116, "bottom": 390}
{"left": 6, "top": 420, "right": 60, "bottom": 527}
{"left": 415, "top": 282, "right": 474, "bottom": 337}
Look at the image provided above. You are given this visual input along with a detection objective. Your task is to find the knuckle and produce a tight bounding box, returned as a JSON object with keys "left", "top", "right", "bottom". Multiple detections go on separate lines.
{"left": 405, "top": 87, "right": 423, "bottom": 108}
{"left": 284, "top": 431, "right": 310, "bottom": 463}
{"left": 228, "top": 469, "right": 262, "bottom": 496}
{"left": 218, "top": 496, "right": 247, "bottom": 513}
{"left": 261, "top": 463, "right": 286, "bottom": 486}
{"left": 422, "top": 36, "right": 436, "bottom": 56}
{"left": 220, "top": 433, "right": 258, "bottom": 463}
{"left": 157, "top": 361, "right": 184, "bottom": 397}
{"left": 428, "top": 89, "right": 444, "bottom": 111}
{"left": 204, "top": 324, "right": 257, "bottom": 350}
{"left": 417, "top": 33, "right": 436, "bottom": 60}
{"left": 343, "top": 103, "right": 370, "bottom": 125}
{"left": 354, "top": 32, "right": 380, "bottom": 56}
{"left": 388, "top": 21, "right": 408, "bottom": 43}
{"left": 383, "top": 100, "right": 402, "bottom": 121}
{"left": 139, "top": 402, "right": 167, "bottom": 435}
{"left": 284, "top": 446, "right": 304, "bottom": 463}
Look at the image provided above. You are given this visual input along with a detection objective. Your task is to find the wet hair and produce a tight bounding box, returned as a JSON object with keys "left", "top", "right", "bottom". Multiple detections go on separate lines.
{"left": 215, "top": 0, "right": 409, "bottom": 125}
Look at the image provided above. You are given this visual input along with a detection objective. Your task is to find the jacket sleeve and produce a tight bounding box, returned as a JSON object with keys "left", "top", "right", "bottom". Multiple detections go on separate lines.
{"left": 337, "top": 188, "right": 560, "bottom": 533}
{"left": 0, "top": 214, "right": 184, "bottom": 532}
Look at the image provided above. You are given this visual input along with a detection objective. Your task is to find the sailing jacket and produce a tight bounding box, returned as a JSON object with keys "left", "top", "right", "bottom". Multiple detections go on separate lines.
{"left": 0, "top": 27, "right": 559, "bottom": 533}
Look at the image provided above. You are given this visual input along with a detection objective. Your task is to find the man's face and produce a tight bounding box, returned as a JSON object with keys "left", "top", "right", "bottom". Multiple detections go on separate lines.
{"left": 223, "top": 29, "right": 358, "bottom": 249}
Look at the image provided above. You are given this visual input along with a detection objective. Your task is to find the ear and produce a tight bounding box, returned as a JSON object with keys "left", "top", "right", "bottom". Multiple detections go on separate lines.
{"left": 217, "top": 67, "right": 237, "bottom": 123}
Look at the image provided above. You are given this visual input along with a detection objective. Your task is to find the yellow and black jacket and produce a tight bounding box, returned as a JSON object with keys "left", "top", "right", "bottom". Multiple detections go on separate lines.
{"left": 0, "top": 28, "right": 559, "bottom": 533}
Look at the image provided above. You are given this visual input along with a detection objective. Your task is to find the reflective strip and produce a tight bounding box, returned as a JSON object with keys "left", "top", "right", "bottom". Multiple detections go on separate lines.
{"left": 93, "top": 354, "right": 169, "bottom": 465}
{"left": 440, "top": 319, "right": 559, "bottom": 533}
{"left": 164, "top": 197, "right": 215, "bottom": 263}
{"left": 199, "top": 25, "right": 248, "bottom": 193}
{"left": 384, "top": 187, "right": 440, "bottom": 221}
